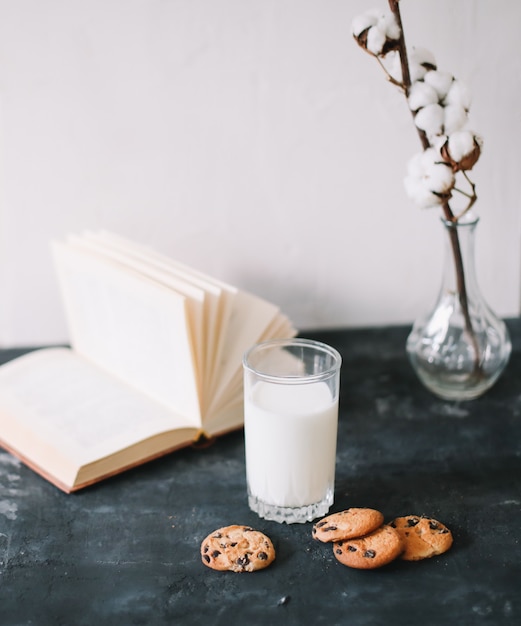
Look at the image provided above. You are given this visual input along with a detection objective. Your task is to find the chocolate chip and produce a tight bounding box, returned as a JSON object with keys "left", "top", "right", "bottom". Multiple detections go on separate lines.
{"left": 203, "top": 544, "right": 209, "bottom": 553}
{"left": 212, "top": 532, "right": 222, "bottom": 538}
{"left": 316, "top": 521, "right": 328, "bottom": 528}
{"left": 335, "top": 548, "right": 342, "bottom": 555}
{"left": 202, "top": 554, "right": 210, "bottom": 563}
{"left": 429, "top": 521, "right": 439, "bottom": 530}
{"left": 237, "top": 554, "right": 250, "bottom": 567}
{"left": 322, "top": 525, "right": 337, "bottom": 532}
{"left": 441, "top": 529, "right": 449, "bottom": 534}
{"left": 211, "top": 550, "right": 221, "bottom": 558}
{"left": 364, "top": 550, "right": 376, "bottom": 559}
{"left": 347, "top": 545, "right": 357, "bottom": 552}
{"left": 407, "top": 518, "right": 420, "bottom": 527}
{"left": 258, "top": 552, "right": 268, "bottom": 560}
{"left": 230, "top": 542, "right": 237, "bottom": 547}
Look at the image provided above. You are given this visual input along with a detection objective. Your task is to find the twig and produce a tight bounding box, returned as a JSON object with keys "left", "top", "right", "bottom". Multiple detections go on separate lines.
{"left": 387, "top": 0, "right": 482, "bottom": 374}
{"left": 388, "top": 0, "right": 430, "bottom": 151}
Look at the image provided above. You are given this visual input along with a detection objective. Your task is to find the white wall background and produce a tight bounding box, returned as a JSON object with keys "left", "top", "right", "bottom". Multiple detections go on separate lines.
{"left": 0, "top": 0, "right": 519, "bottom": 347}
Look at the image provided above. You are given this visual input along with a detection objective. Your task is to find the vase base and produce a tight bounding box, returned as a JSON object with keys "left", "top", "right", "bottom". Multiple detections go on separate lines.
{"left": 408, "top": 360, "right": 508, "bottom": 401}
{"left": 412, "top": 373, "right": 498, "bottom": 401}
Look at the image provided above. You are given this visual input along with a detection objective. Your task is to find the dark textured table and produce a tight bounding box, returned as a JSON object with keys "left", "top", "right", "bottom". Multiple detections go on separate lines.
{"left": 1, "top": 321, "right": 520, "bottom": 625}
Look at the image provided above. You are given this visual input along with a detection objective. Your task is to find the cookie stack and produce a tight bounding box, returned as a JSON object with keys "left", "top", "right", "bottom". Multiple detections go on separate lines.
{"left": 313, "top": 508, "right": 453, "bottom": 569}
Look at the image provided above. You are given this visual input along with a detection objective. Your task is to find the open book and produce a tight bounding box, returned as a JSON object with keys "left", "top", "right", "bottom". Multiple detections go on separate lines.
{"left": 0, "top": 231, "right": 296, "bottom": 492}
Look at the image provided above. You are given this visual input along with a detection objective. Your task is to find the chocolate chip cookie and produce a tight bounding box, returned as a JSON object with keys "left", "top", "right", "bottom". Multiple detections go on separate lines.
{"left": 389, "top": 515, "right": 453, "bottom": 561}
{"left": 333, "top": 524, "right": 404, "bottom": 569}
{"left": 200, "top": 525, "right": 275, "bottom": 572}
{"left": 312, "top": 507, "right": 384, "bottom": 543}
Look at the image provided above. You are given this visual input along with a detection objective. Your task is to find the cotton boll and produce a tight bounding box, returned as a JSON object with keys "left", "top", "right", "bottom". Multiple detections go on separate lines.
{"left": 445, "top": 80, "right": 472, "bottom": 110}
{"left": 447, "top": 130, "right": 476, "bottom": 162}
{"left": 406, "top": 151, "right": 426, "bottom": 178}
{"left": 410, "top": 47, "right": 437, "bottom": 68}
{"left": 420, "top": 148, "right": 438, "bottom": 166}
{"left": 366, "top": 25, "right": 387, "bottom": 55}
{"left": 432, "top": 134, "right": 449, "bottom": 154}
{"left": 386, "top": 51, "right": 402, "bottom": 82}
{"left": 404, "top": 174, "right": 442, "bottom": 208}
{"left": 379, "top": 13, "right": 400, "bottom": 40}
{"left": 408, "top": 81, "right": 439, "bottom": 112}
{"left": 404, "top": 148, "right": 454, "bottom": 208}
{"left": 441, "top": 131, "right": 482, "bottom": 171}
{"left": 351, "top": 11, "right": 380, "bottom": 37}
{"left": 424, "top": 70, "right": 454, "bottom": 99}
{"left": 420, "top": 149, "right": 455, "bottom": 193}
{"left": 443, "top": 104, "right": 468, "bottom": 135}
{"left": 418, "top": 148, "right": 439, "bottom": 176}
{"left": 409, "top": 61, "right": 428, "bottom": 83}
{"left": 425, "top": 158, "right": 455, "bottom": 194}
{"left": 414, "top": 103, "right": 444, "bottom": 136}
{"left": 352, "top": 9, "right": 395, "bottom": 55}
{"left": 409, "top": 47, "right": 437, "bottom": 82}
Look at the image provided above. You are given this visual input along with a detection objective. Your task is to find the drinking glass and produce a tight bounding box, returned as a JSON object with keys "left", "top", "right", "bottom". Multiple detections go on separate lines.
{"left": 243, "top": 338, "right": 341, "bottom": 524}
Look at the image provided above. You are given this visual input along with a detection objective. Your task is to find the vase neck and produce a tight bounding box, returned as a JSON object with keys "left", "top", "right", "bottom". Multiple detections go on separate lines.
{"left": 440, "top": 216, "right": 479, "bottom": 297}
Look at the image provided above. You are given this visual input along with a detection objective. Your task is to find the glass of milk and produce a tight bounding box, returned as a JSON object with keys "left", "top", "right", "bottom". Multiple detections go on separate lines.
{"left": 243, "top": 338, "right": 341, "bottom": 524}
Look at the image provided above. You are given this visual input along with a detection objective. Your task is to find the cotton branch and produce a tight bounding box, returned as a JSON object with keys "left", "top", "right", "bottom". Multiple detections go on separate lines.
{"left": 388, "top": 1, "right": 431, "bottom": 153}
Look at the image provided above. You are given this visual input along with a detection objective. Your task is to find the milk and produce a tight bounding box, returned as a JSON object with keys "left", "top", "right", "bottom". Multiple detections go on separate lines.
{"left": 244, "top": 380, "right": 338, "bottom": 508}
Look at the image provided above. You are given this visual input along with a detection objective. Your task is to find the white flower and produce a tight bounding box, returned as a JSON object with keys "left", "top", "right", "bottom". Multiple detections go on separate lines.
{"left": 404, "top": 176, "right": 440, "bottom": 209}
{"left": 419, "top": 149, "right": 455, "bottom": 193}
{"left": 366, "top": 24, "right": 387, "bottom": 55}
{"left": 414, "top": 103, "right": 444, "bottom": 136}
{"left": 404, "top": 148, "right": 455, "bottom": 208}
{"left": 352, "top": 9, "right": 400, "bottom": 56}
{"left": 408, "top": 81, "right": 439, "bottom": 112}
{"left": 440, "top": 130, "right": 483, "bottom": 171}
{"left": 386, "top": 51, "right": 403, "bottom": 82}
{"left": 389, "top": 47, "right": 437, "bottom": 83}
{"left": 443, "top": 104, "right": 468, "bottom": 135}
{"left": 447, "top": 130, "right": 480, "bottom": 162}
{"left": 409, "top": 47, "right": 437, "bottom": 68}
{"left": 379, "top": 13, "right": 400, "bottom": 40}
{"left": 424, "top": 70, "right": 454, "bottom": 100}
{"left": 409, "top": 47, "right": 437, "bottom": 82}
{"left": 351, "top": 10, "right": 380, "bottom": 37}
{"left": 445, "top": 80, "right": 471, "bottom": 110}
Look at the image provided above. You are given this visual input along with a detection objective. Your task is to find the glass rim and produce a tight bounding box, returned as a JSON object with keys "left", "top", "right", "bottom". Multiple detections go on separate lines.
{"left": 243, "top": 337, "right": 342, "bottom": 385}
{"left": 441, "top": 213, "right": 479, "bottom": 229}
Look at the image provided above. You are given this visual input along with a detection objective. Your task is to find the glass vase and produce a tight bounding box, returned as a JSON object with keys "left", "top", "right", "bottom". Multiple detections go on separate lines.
{"left": 406, "top": 214, "right": 511, "bottom": 401}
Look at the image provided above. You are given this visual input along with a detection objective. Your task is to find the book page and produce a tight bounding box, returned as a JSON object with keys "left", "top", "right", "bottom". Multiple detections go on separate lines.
{"left": 0, "top": 349, "right": 198, "bottom": 486}
{"left": 203, "top": 315, "right": 294, "bottom": 427}
{"left": 65, "top": 234, "right": 207, "bottom": 390}
{"left": 82, "top": 230, "right": 237, "bottom": 412}
{"left": 205, "top": 291, "right": 293, "bottom": 415}
{"left": 204, "top": 396, "right": 244, "bottom": 439}
{"left": 52, "top": 242, "right": 201, "bottom": 421}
